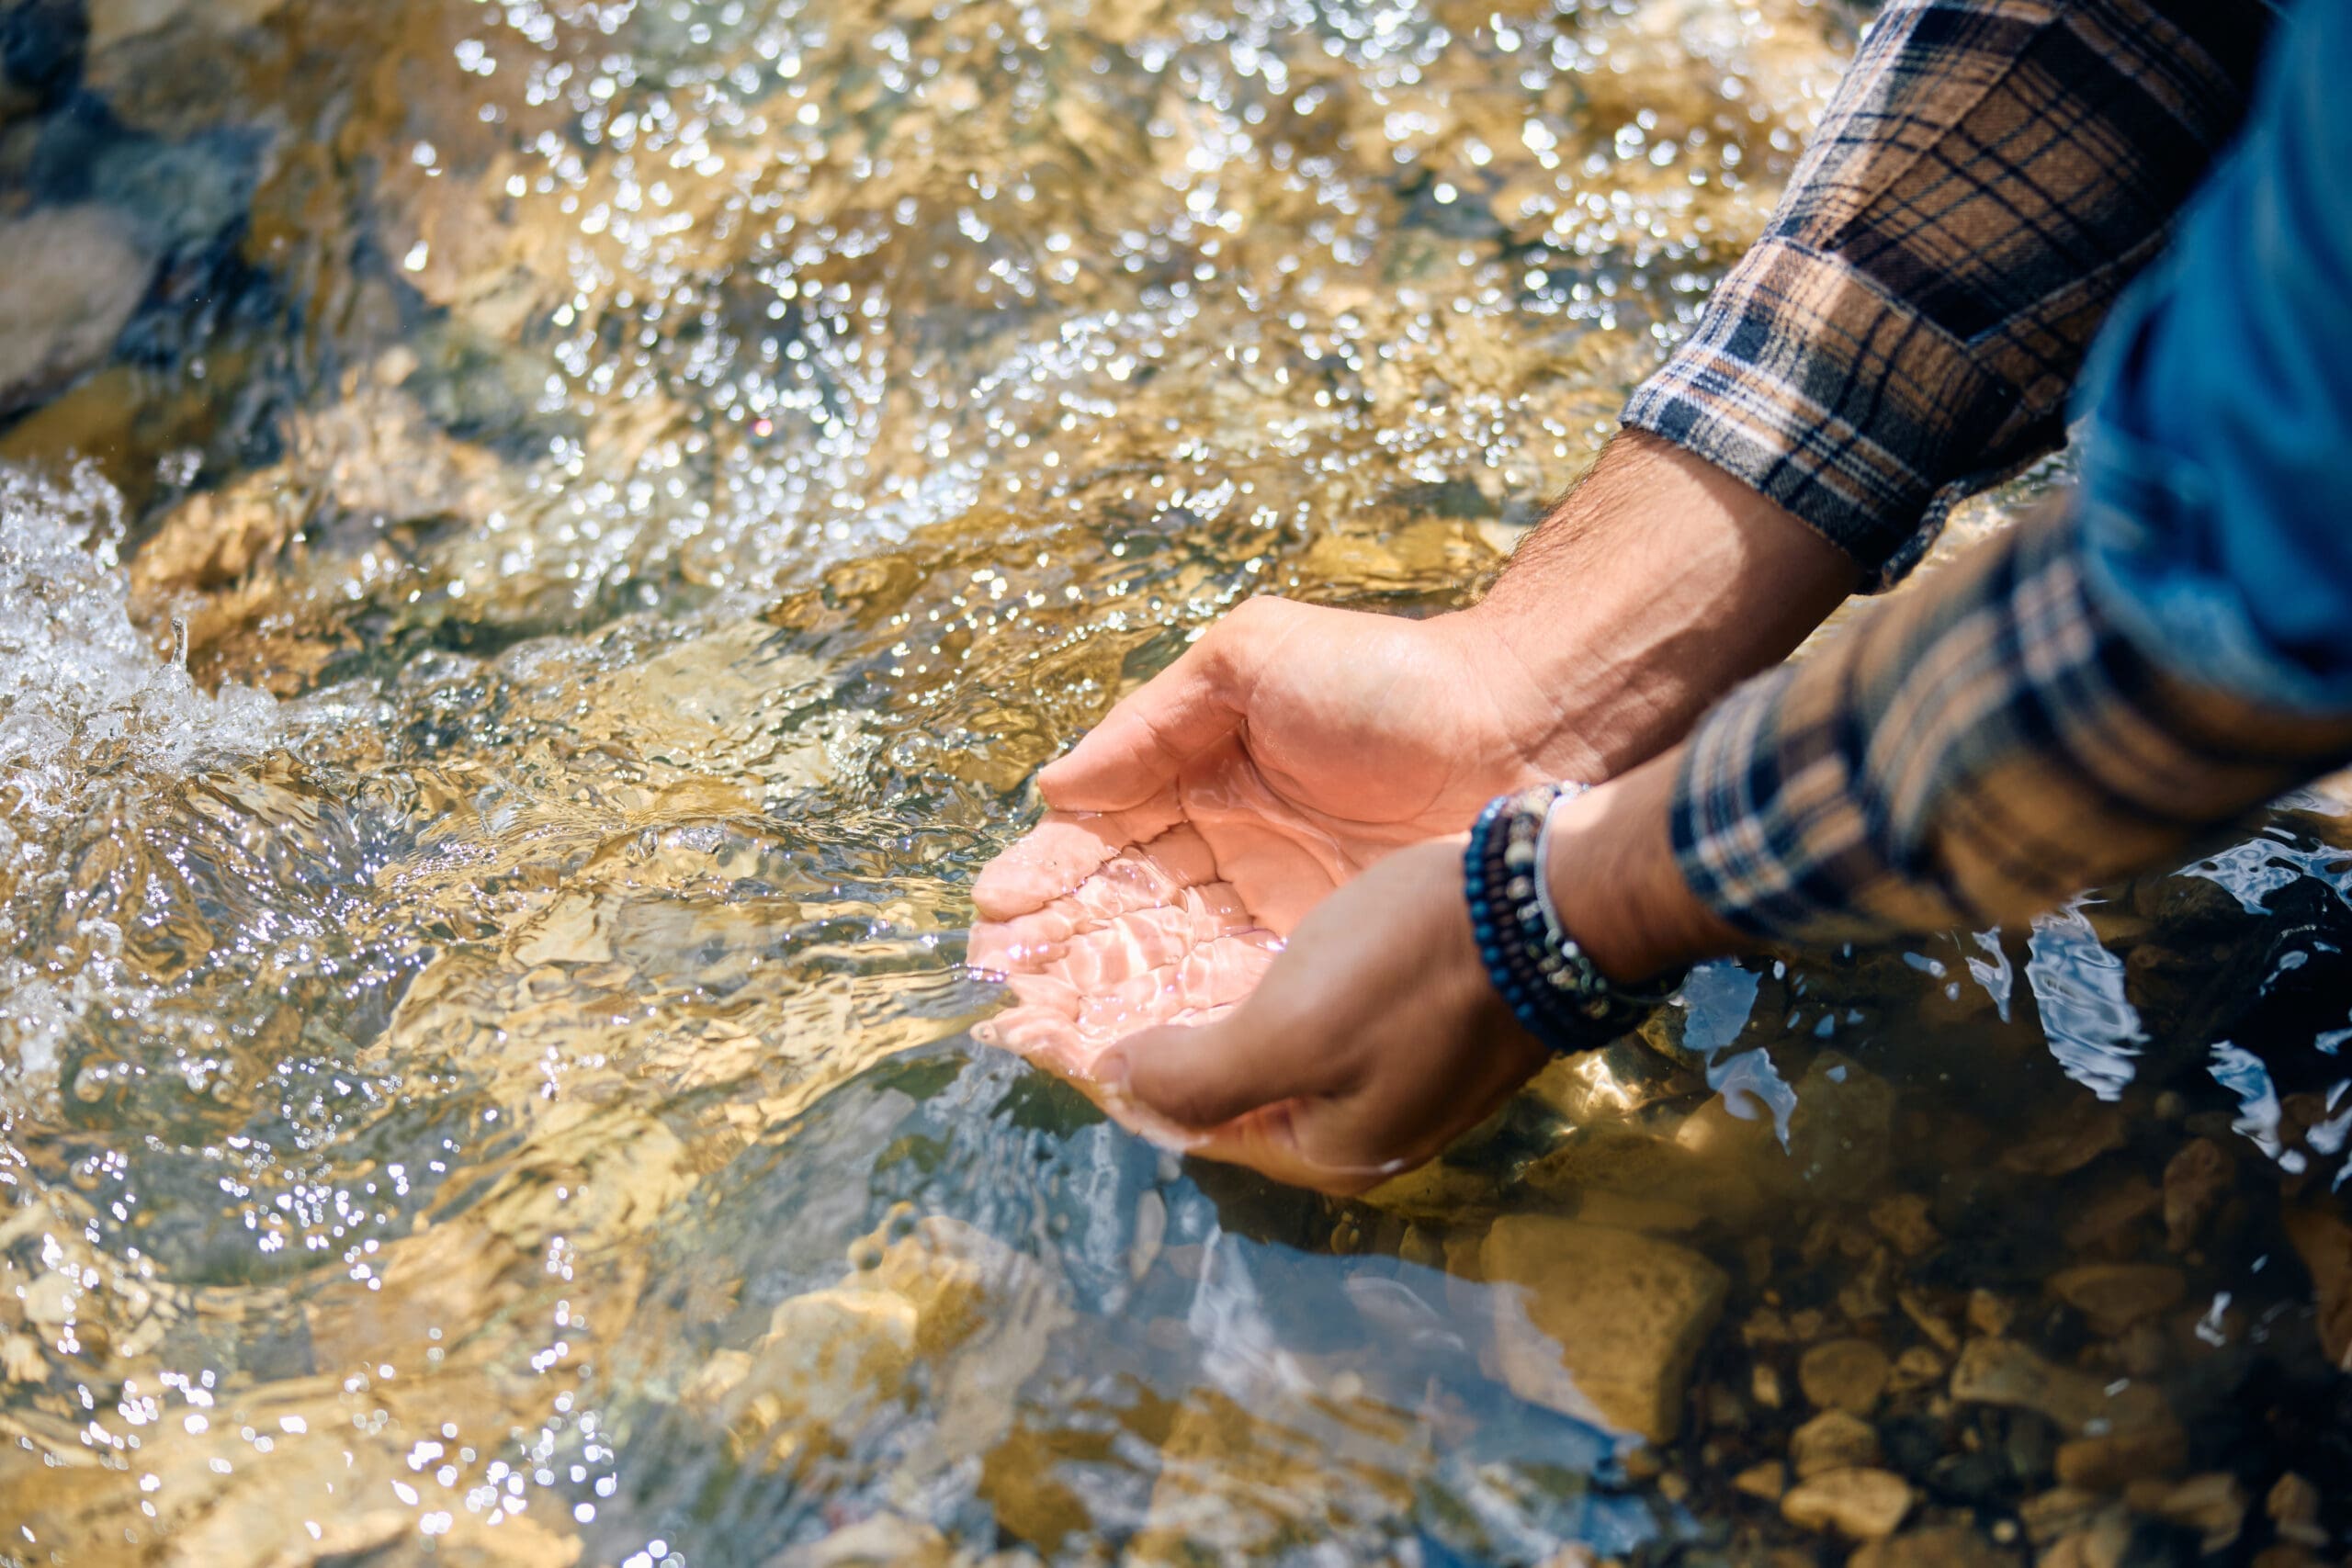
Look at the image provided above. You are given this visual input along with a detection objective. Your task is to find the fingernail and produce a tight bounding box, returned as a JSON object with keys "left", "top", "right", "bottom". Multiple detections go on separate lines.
{"left": 1094, "top": 1046, "right": 1132, "bottom": 1096}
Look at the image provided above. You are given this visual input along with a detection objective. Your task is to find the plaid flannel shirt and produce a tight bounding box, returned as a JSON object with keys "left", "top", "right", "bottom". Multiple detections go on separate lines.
{"left": 1673, "top": 502, "right": 2352, "bottom": 943}
{"left": 1624, "top": 0, "right": 2267, "bottom": 586}
{"left": 1655, "top": 0, "right": 2352, "bottom": 947}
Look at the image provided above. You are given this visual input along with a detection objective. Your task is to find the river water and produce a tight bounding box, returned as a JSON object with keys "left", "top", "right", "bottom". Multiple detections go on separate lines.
{"left": 0, "top": 0, "right": 2346, "bottom": 1563}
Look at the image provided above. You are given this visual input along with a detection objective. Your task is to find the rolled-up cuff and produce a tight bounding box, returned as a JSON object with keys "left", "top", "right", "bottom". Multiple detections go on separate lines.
{"left": 1623, "top": 237, "right": 2050, "bottom": 592}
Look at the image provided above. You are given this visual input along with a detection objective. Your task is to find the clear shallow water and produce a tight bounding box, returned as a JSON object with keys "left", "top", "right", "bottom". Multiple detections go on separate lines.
{"left": 0, "top": 0, "right": 2348, "bottom": 1563}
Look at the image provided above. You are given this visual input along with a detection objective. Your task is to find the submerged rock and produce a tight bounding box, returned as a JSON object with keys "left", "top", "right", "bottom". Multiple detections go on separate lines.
{"left": 1798, "top": 1337, "right": 1891, "bottom": 1416}
{"left": 2046, "top": 1263, "right": 2187, "bottom": 1337}
{"left": 1780, "top": 1467, "right": 1915, "bottom": 1539}
{"left": 0, "top": 204, "right": 153, "bottom": 413}
{"left": 2281, "top": 1204, "right": 2352, "bottom": 1369}
{"left": 1125, "top": 1386, "right": 1423, "bottom": 1563}
{"left": 1480, "top": 1217, "right": 1729, "bottom": 1443}
{"left": 1948, "top": 1337, "right": 2171, "bottom": 1437}
{"left": 2052, "top": 1423, "right": 2188, "bottom": 1493}
{"left": 1791, "top": 1409, "right": 1882, "bottom": 1479}
{"left": 1850, "top": 1522, "right": 2023, "bottom": 1568}
{"left": 2162, "top": 1138, "right": 2233, "bottom": 1253}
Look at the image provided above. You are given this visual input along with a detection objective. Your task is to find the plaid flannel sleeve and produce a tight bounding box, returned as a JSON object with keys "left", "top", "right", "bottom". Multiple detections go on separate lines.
{"left": 1623, "top": 0, "right": 2266, "bottom": 587}
{"left": 1671, "top": 502, "right": 2352, "bottom": 946}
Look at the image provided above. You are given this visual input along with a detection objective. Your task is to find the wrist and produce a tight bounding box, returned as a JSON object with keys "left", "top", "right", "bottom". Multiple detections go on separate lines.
{"left": 1539, "top": 749, "right": 1747, "bottom": 984}
{"left": 1453, "top": 430, "right": 1859, "bottom": 777}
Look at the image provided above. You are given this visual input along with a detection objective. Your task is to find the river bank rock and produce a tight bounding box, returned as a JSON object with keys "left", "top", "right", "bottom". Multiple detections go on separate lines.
{"left": 1480, "top": 1217, "right": 1729, "bottom": 1443}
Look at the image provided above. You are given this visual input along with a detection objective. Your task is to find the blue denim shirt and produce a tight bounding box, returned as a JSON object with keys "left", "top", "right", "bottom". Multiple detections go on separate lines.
{"left": 2076, "top": 0, "right": 2352, "bottom": 715}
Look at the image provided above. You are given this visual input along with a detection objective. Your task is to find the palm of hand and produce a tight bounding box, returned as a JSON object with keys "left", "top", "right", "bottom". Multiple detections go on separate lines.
{"left": 968, "top": 601, "right": 1559, "bottom": 1089}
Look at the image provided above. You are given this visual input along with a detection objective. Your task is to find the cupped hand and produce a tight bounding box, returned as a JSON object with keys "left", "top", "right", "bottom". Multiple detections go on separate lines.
{"left": 969, "top": 596, "right": 1575, "bottom": 1052}
{"left": 967, "top": 597, "right": 1574, "bottom": 1180}
{"left": 979, "top": 837, "right": 1548, "bottom": 1193}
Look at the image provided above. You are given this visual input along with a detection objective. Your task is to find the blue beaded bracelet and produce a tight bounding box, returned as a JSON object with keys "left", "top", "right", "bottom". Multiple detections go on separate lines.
{"left": 1464, "top": 783, "right": 1683, "bottom": 1055}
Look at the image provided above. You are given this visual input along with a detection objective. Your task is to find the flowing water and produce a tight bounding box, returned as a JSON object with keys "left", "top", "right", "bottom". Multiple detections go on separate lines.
{"left": 0, "top": 1, "right": 2347, "bottom": 1563}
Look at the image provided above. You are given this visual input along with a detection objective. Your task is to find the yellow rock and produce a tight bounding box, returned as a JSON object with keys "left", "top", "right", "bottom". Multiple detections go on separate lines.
{"left": 1480, "top": 1218, "right": 1729, "bottom": 1443}
{"left": 1780, "top": 1467, "right": 1915, "bottom": 1540}
{"left": 1125, "top": 1387, "right": 1422, "bottom": 1564}
{"left": 1799, "top": 1338, "right": 1891, "bottom": 1416}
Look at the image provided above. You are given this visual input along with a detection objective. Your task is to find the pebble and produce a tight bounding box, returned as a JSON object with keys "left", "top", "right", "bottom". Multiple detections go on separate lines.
{"left": 1849, "top": 1523, "right": 2023, "bottom": 1568}
{"left": 1790, "top": 1409, "right": 1881, "bottom": 1479}
{"left": 1799, "top": 1337, "right": 1891, "bottom": 1416}
{"left": 1888, "top": 1345, "right": 1950, "bottom": 1394}
{"left": 1870, "top": 1193, "right": 1942, "bottom": 1258}
{"left": 2047, "top": 1262, "right": 2187, "bottom": 1336}
{"left": 2137, "top": 1472, "right": 2247, "bottom": 1553}
{"left": 1734, "top": 1460, "right": 1788, "bottom": 1501}
{"left": 1949, "top": 1337, "right": 2169, "bottom": 1436}
{"left": 2281, "top": 1204, "right": 2352, "bottom": 1369}
{"left": 1966, "top": 1290, "right": 2015, "bottom": 1339}
{"left": 2162, "top": 1138, "right": 2233, "bottom": 1253}
{"left": 2052, "top": 1422, "right": 2188, "bottom": 1492}
{"left": 2267, "top": 1473, "right": 2325, "bottom": 1548}
{"left": 1999, "top": 1100, "right": 2127, "bottom": 1177}
{"left": 1780, "top": 1467, "right": 1915, "bottom": 1540}
{"left": 1898, "top": 1288, "right": 1962, "bottom": 1354}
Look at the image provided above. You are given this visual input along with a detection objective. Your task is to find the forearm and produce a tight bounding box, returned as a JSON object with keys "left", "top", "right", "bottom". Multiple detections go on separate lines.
{"left": 1552, "top": 503, "right": 2352, "bottom": 980}
{"left": 1452, "top": 430, "right": 1859, "bottom": 781}
{"left": 1619, "top": 0, "right": 2263, "bottom": 587}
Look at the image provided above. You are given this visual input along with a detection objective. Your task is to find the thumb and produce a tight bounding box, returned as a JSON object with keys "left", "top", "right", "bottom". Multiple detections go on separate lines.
{"left": 1038, "top": 637, "right": 1242, "bottom": 812}
{"left": 1108, "top": 1010, "right": 1339, "bottom": 1130}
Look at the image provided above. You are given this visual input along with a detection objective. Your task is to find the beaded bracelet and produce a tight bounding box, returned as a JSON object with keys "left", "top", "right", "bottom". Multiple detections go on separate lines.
{"left": 1463, "top": 782, "right": 1685, "bottom": 1055}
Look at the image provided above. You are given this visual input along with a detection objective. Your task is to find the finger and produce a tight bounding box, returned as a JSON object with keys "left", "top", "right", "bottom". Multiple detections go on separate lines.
{"left": 975, "top": 1005, "right": 1086, "bottom": 1073}
{"left": 1038, "top": 621, "right": 1258, "bottom": 811}
{"left": 1111, "top": 1002, "right": 1338, "bottom": 1130}
{"left": 970, "top": 798, "right": 1182, "bottom": 919}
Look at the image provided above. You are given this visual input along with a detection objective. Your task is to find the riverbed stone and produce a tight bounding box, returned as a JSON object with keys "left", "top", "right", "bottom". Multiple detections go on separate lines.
{"left": 0, "top": 204, "right": 153, "bottom": 413}
{"left": 1780, "top": 1467, "right": 1915, "bottom": 1540}
{"left": 1948, "top": 1337, "right": 2169, "bottom": 1436}
{"left": 2162, "top": 1138, "right": 2233, "bottom": 1253}
{"left": 1480, "top": 1217, "right": 1729, "bottom": 1443}
{"left": 1999, "top": 1100, "right": 2127, "bottom": 1178}
{"left": 2134, "top": 1472, "right": 2247, "bottom": 1553}
{"left": 1790, "top": 1409, "right": 1881, "bottom": 1479}
{"left": 2267, "top": 1472, "right": 2325, "bottom": 1548}
{"left": 1125, "top": 1386, "right": 1421, "bottom": 1563}
{"left": 1871, "top": 1193, "right": 1942, "bottom": 1258}
{"left": 2046, "top": 1263, "right": 2187, "bottom": 1336}
{"left": 2281, "top": 1203, "right": 2352, "bottom": 1369}
{"left": 2052, "top": 1422, "right": 2188, "bottom": 1492}
{"left": 1850, "top": 1522, "right": 2022, "bottom": 1568}
{"left": 1799, "top": 1337, "right": 1891, "bottom": 1415}
{"left": 1734, "top": 1460, "right": 1788, "bottom": 1501}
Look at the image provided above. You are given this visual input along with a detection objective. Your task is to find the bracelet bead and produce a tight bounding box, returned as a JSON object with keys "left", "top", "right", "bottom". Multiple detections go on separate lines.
{"left": 1462, "top": 783, "right": 1684, "bottom": 1055}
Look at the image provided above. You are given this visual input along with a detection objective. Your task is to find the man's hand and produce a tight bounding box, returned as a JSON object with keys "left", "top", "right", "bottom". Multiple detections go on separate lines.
{"left": 990, "top": 755, "right": 1741, "bottom": 1194}
{"left": 969, "top": 433, "right": 1851, "bottom": 1156}
{"left": 1096, "top": 837, "right": 1549, "bottom": 1193}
